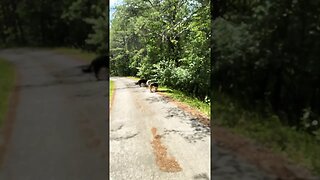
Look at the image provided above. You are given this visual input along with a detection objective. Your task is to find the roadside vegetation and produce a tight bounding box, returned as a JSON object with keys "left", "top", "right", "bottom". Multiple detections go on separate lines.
{"left": 110, "top": 80, "right": 115, "bottom": 103}
{"left": 128, "top": 76, "right": 210, "bottom": 117}
{"left": 158, "top": 86, "right": 210, "bottom": 117}
{"left": 0, "top": 59, "right": 15, "bottom": 127}
{"left": 110, "top": 0, "right": 210, "bottom": 101}
{"left": 214, "top": 91, "right": 320, "bottom": 174}
{"left": 213, "top": 0, "right": 320, "bottom": 174}
{"left": 0, "top": 0, "right": 107, "bottom": 54}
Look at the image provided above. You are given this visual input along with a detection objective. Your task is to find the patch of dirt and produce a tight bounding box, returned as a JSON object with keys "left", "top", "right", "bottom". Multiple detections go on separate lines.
{"left": 151, "top": 127, "right": 182, "bottom": 173}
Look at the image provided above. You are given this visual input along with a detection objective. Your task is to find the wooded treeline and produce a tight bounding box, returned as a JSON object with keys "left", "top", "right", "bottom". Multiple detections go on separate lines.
{"left": 110, "top": 0, "right": 211, "bottom": 100}
{"left": 0, "top": 0, "right": 107, "bottom": 53}
{"left": 213, "top": 0, "right": 320, "bottom": 133}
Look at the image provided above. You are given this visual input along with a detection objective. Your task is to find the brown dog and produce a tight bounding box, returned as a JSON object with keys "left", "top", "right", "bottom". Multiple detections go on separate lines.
{"left": 146, "top": 80, "right": 158, "bottom": 93}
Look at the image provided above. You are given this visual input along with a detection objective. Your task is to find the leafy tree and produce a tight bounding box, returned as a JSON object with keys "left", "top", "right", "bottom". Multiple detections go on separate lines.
{"left": 213, "top": 0, "right": 320, "bottom": 131}
{"left": 110, "top": 0, "right": 211, "bottom": 99}
{"left": 0, "top": 0, "right": 108, "bottom": 53}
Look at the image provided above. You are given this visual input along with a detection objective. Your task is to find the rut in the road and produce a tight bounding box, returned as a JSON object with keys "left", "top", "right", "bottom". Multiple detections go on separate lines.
{"left": 151, "top": 127, "right": 182, "bottom": 172}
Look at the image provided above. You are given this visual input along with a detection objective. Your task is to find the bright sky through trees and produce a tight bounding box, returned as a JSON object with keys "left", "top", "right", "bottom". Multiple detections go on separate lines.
{"left": 110, "top": 0, "right": 123, "bottom": 22}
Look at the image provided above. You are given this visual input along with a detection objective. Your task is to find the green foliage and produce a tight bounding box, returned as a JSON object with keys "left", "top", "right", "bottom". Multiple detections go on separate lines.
{"left": 110, "top": 0, "right": 211, "bottom": 99}
{"left": 213, "top": 0, "right": 320, "bottom": 130}
{"left": 213, "top": 0, "right": 320, "bottom": 174}
{"left": 0, "top": 0, "right": 107, "bottom": 53}
{"left": 84, "top": 16, "right": 108, "bottom": 54}
{"left": 61, "top": 0, "right": 108, "bottom": 51}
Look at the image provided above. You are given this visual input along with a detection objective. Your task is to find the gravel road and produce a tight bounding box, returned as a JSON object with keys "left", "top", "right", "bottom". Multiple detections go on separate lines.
{"left": 110, "top": 77, "right": 210, "bottom": 180}
{"left": 110, "top": 77, "right": 278, "bottom": 180}
{"left": 0, "top": 49, "right": 303, "bottom": 180}
{"left": 0, "top": 49, "right": 108, "bottom": 180}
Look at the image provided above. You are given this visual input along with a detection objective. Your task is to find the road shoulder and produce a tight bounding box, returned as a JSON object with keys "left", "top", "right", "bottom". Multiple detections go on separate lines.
{"left": 0, "top": 59, "right": 19, "bottom": 168}
{"left": 138, "top": 77, "right": 318, "bottom": 179}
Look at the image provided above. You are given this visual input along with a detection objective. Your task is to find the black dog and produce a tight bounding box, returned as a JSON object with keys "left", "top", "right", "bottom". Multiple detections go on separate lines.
{"left": 135, "top": 79, "right": 147, "bottom": 87}
{"left": 82, "top": 55, "right": 108, "bottom": 80}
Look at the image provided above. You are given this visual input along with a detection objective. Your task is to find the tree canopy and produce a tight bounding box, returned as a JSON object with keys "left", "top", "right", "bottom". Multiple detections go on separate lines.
{"left": 0, "top": 0, "right": 108, "bottom": 53}
{"left": 213, "top": 0, "right": 320, "bottom": 133}
{"left": 110, "top": 0, "right": 211, "bottom": 100}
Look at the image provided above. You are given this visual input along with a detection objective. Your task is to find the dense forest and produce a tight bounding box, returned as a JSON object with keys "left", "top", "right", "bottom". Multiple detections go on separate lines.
{"left": 110, "top": 0, "right": 211, "bottom": 100}
{"left": 111, "top": 0, "right": 320, "bottom": 135}
{"left": 213, "top": 0, "right": 320, "bottom": 134}
{"left": 2, "top": 0, "right": 319, "bottom": 134}
{"left": 0, "top": 0, "right": 108, "bottom": 54}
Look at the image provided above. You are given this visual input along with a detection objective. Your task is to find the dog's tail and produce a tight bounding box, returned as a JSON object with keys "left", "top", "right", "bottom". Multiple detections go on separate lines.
{"left": 146, "top": 80, "right": 151, "bottom": 86}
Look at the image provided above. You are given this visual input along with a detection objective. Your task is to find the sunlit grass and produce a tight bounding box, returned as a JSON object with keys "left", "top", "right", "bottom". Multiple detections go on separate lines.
{"left": 110, "top": 80, "right": 115, "bottom": 110}
{"left": 126, "top": 76, "right": 210, "bottom": 117}
{"left": 157, "top": 86, "right": 210, "bottom": 117}
{"left": 0, "top": 59, "right": 15, "bottom": 127}
{"left": 110, "top": 80, "right": 115, "bottom": 101}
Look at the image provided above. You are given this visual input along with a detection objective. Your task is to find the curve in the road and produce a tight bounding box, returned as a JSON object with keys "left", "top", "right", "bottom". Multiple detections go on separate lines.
{"left": 0, "top": 49, "right": 108, "bottom": 180}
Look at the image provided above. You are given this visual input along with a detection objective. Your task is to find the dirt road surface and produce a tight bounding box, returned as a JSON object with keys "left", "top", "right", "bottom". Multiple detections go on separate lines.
{"left": 0, "top": 49, "right": 108, "bottom": 180}
{"left": 1, "top": 49, "right": 312, "bottom": 180}
{"left": 110, "top": 77, "right": 211, "bottom": 179}
{"left": 110, "top": 77, "right": 282, "bottom": 180}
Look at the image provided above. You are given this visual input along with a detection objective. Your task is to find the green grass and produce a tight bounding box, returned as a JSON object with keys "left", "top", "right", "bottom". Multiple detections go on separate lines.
{"left": 213, "top": 91, "right": 320, "bottom": 175}
{"left": 110, "top": 80, "right": 115, "bottom": 102}
{"left": 158, "top": 86, "right": 210, "bottom": 117}
{"left": 126, "top": 76, "right": 210, "bottom": 117}
{"left": 0, "top": 58, "right": 15, "bottom": 127}
{"left": 52, "top": 47, "right": 97, "bottom": 62}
